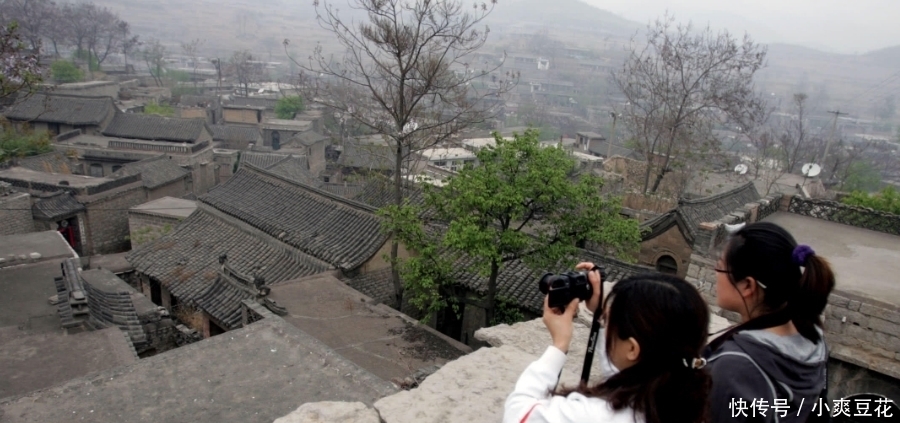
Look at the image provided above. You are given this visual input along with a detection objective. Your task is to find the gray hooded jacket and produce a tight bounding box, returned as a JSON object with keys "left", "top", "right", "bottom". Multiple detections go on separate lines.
{"left": 706, "top": 329, "right": 828, "bottom": 423}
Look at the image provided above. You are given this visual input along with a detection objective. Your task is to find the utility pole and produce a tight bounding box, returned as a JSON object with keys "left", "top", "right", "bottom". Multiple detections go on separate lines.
{"left": 607, "top": 111, "right": 617, "bottom": 160}
{"left": 820, "top": 110, "right": 848, "bottom": 179}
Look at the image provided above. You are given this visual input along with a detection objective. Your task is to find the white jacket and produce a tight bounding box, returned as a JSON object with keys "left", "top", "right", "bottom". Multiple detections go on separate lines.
{"left": 503, "top": 307, "right": 643, "bottom": 423}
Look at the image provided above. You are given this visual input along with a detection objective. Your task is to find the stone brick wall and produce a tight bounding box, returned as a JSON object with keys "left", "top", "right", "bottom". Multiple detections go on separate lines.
{"left": 147, "top": 179, "right": 188, "bottom": 202}
{"left": 82, "top": 184, "right": 146, "bottom": 255}
{"left": 128, "top": 211, "right": 181, "bottom": 248}
{"left": 638, "top": 224, "right": 692, "bottom": 277}
{"left": 0, "top": 191, "right": 34, "bottom": 235}
{"left": 223, "top": 108, "right": 260, "bottom": 125}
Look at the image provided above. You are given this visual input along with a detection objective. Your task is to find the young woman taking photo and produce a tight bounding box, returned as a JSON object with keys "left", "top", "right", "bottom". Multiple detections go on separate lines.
{"left": 504, "top": 264, "right": 712, "bottom": 423}
{"left": 704, "top": 222, "right": 836, "bottom": 423}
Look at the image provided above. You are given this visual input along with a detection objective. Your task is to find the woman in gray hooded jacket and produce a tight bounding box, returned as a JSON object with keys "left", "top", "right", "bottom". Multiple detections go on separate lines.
{"left": 703, "top": 222, "right": 836, "bottom": 423}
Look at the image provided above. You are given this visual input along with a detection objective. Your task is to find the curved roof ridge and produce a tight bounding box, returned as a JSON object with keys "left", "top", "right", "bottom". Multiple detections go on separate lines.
{"left": 678, "top": 181, "right": 758, "bottom": 205}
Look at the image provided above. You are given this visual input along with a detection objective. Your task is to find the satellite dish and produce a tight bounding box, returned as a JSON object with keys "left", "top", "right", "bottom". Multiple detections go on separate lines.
{"left": 802, "top": 163, "right": 821, "bottom": 178}
{"left": 734, "top": 164, "right": 749, "bottom": 175}
{"left": 258, "top": 88, "right": 265, "bottom": 94}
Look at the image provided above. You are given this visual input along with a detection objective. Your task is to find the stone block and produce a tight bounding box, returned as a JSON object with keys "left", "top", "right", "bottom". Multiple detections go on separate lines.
{"left": 374, "top": 345, "right": 544, "bottom": 423}
{"left": 273, "top": 402, "right": 380, "bottom": 423}
{"left": 823, "top": 317, "right": 844, "bottom": 334}
{"left": 859, "top": 303, "right": 900, "bottom": 325}
{"left": 830, "top": 308, "right": 868, "bottom": 328}
{"left": 869, "top": 317, "right": 900, "bottom": 338}
{"left": 474, "top": 318, "right": 608, "bottom": 386}
{"left": 847, "top": 300, "right": 861, "bottom": 312}
{"left": 871, "top": 332, "right": 900, "bottom": 354}
{"left": 827, "top": 294, "right": 850, "bottom": 308}
{"left": 845, "top": 324, "right": 872, "bottom": 340}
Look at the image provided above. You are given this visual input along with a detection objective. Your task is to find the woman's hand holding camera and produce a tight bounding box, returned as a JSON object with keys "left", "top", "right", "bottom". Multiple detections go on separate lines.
{"left": 542, "top": 262, "right": 604, "bottom": 353}
{"left": 543, "top": 296, "right": 579, "bottom": 353}
{"left": 575, "top": 262, "right": 604, "bottom": 312}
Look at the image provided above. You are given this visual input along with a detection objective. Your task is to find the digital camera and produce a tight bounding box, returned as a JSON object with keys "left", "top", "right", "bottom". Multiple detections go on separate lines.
{"left": 539, "top": 271, "right": 593, "bottom": 310}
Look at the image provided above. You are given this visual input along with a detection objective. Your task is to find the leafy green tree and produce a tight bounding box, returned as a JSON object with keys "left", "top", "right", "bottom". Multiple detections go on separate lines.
{"left": 379, "top": 129, "right": 642, "bottom": 325}
{"left": 50, "top": 60, "right": 84, "bottom": 83}
{"left": 275, "top": 96, "right": 304, "bottom": 119}
{"left": 842, "top": 161, "right": 882, "bottom": 193}
{"left": 843, "top": 187, "right": 900, "bottom": 215}
{"left": 143, "top": 101, "right": 174, "bottom": 117}
{"left": 0, "top": 125, "right": 53, "bottom": 161}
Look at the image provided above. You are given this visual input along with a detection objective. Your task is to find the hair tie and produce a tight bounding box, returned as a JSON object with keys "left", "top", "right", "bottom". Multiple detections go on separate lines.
{"left": 683, "top": 357, "right": 707, "bottom": 370}
{"left": 792, "top": 245, "right": 815, "bottom": 266}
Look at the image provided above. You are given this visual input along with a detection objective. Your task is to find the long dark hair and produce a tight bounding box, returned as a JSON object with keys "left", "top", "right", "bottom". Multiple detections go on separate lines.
{"left": 707, "top": 221, "right": 836, "bottom": 352}
{"left": 556, "top": 274, "right": 712, "bottom": 423}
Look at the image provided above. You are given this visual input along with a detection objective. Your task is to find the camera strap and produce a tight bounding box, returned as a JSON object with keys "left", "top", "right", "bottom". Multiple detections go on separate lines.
{"left": 580, "top": 267, "right": 605, "bottom": 384}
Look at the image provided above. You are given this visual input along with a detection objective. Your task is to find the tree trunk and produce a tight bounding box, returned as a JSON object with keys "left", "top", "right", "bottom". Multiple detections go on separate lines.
{"left": 650, "top": 127, "right": 677, "bottom": 194}
{"left": 390, "top": 141, "right": 404, "bottom": 310}
{"left": 485, "top": 259, "right": 500, "bottom": 327}
{"left": 641, "top": 158, "right": 653, "bottom": 194}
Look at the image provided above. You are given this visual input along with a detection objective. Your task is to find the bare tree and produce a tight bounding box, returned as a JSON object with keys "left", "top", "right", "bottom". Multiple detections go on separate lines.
{"left": 142, "top": 38, "right": 165, "bottom": 87}
{"left": 779, "top": 93, "right": 813, "bottom": 174}
{"left": 287, "top": 0, "right": 515, "bottom": 308}
{"left": 181, "top": 38, "right": 204, "bottom": 88}
{"left": 0, "top": 0, "right": 56, "bottom": 51}
{"left": 228, "top": 50, "right": 263, "bottom": 97}
{"left": 120, "top": 22, "right": 139, "bottom": 74}
{"left": 614, "top": 14, "right": 767, "bottom": 194}
{"left": 84, "top": 5, "right": 127, "bottom": 70}
{"left": 732, "top": 98, "right": 786, "bottom": 194}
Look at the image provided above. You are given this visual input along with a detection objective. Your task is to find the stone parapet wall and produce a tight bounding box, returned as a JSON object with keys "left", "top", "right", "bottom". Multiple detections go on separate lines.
{"left": 82, "top": 277, "right": 149, "bottom": 349}
{"left": 127, "top": 211, "right": 181, "bottom": 248}
{"left": 83, "top": 185, "right": 146, "bottom": 255}
{"left": 787, "top": 195, "right": 900, "bottom": 236}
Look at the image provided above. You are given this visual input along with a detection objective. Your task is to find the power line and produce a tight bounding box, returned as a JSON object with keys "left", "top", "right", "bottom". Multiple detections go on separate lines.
{"left": 847, "top": 70, "right": 900, "bottom": 108}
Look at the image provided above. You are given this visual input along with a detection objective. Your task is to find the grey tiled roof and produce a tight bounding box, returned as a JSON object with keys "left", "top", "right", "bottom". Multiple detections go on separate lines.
{"left": 320, "top": 182, "right": 364, "bottom": 198}
{"left": 16, "top": 152, "right": 76, "bottom": 174}
{"left": 350, "top": 177, "right": 426, "bottom": 209}
{"left": 210, "top": 124, "right": 262, "bottom": 143}
{"left": 239, "top": 151, "right": 289, "bottom": 170}
{"left": 200, "top": 166, "right": 387, "bottom": 270}
{"left": 347, "top": 249, "right": 654, "bottom": 315}
{"left": 344, "top": 267, "right": 397, "bottom": 308}
{"left": 80, "top": 268, "right": 148, "bottom": 347}
{"left": 266, "top": 155, "right": 321, "bottom": 187}
{"left": 586, "top": 140, "right": 641, "bottom": 159}
{"left": 102, "top": 113, "right": 210, "bottom": 143}
{"left": 449, "top": 250, "right": 654, "bottom": 313}
{"left": 126, "top": 208, "right": 332, "bottom": 303}
{"left": 110, "top": 155, "right": 190, "bottom": 189}
{"left": 179, "top": 95, "right": 220, "bottom": 108}
{"left": 195, "top": 273, "right": 253, "bottom": 330}
{"left": 32, "top": 192, "right": 84, "bottom": 220}
{"left": 339, "top": 141, "right": 396, "bottom": 170}
{"left": 678, "top": 182, "right": 760, "bottom": 232}
{"left": 3, "top": 93, "right": 114, "bottom": 125}
{"left": 226, "top": 96, "right": 277, "bottom": 110}
{"left": 642, "top": 182, "right": 760, "bottom": 242}
{"left": 291, "top": 131, "right": 328, "bottom": 147}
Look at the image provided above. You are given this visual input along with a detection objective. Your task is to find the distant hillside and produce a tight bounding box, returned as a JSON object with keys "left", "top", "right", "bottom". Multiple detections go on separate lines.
{"left": 864, "top": 45, "right": 900, "bottom": 69}
{"left": 487, "top": 0, "right": 641, "bottom": 35}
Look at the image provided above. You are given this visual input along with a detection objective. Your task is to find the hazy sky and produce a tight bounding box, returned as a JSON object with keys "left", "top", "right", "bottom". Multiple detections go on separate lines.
{"left": 585, "top": 0, "right": 900, "bottom": 54}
